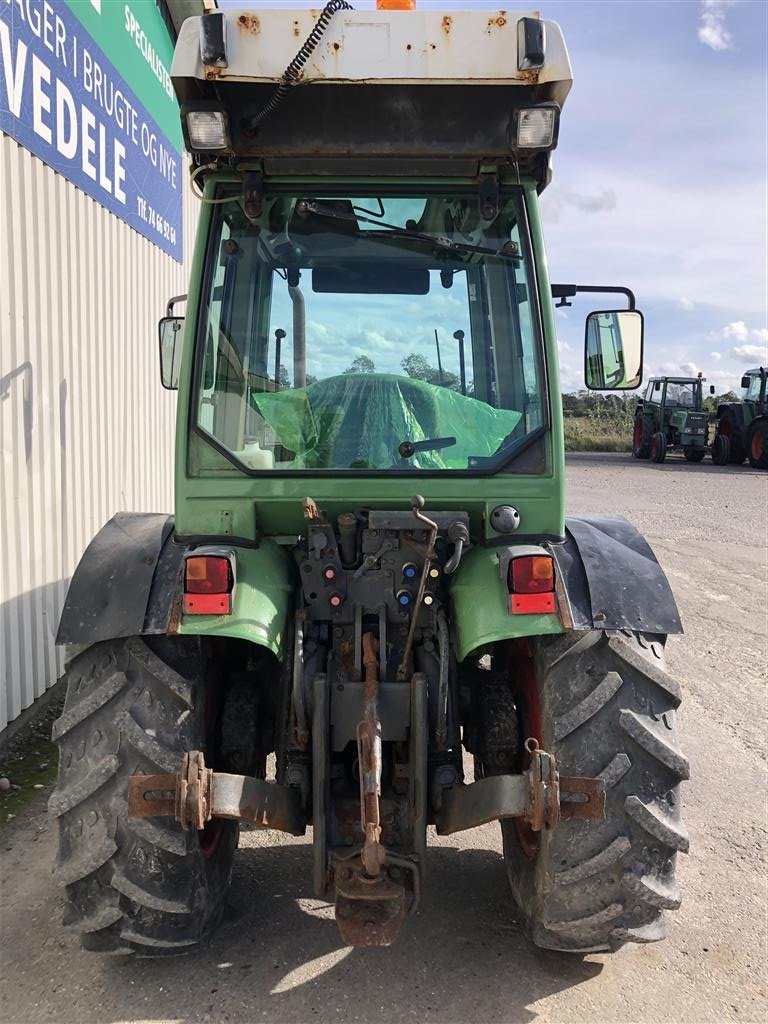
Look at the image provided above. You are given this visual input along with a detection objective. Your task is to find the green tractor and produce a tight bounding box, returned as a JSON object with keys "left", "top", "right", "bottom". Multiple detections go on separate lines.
{"left": 49, "top": 6, "right": 688, "bottom": 956}
{"left": 712, "top": 368, "right": 768, "bottom": 469}
{"left": 632, "top": 376, "right": 710, "bottom": 464}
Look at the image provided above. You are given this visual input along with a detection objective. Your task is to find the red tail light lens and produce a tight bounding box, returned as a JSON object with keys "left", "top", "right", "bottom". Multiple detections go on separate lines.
{"left": 185, "top": 556, "right": 232, "bottom": 594}
{"left": 184, "top": 556, "right": 233, "bottom": 614}
{"left": 510, "top": 556, "right": 554, "bottom": 594}
{"left": 508, "top": 554, "right": 555, "bottom": 615}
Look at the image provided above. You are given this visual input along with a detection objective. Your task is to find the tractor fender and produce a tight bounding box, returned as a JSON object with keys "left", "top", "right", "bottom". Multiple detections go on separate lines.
{"left": 57, "top": 513, "right": 295, "bottom": 659}
{"left": 57, "top": 513, "right": 182, "bottom": 647}
{"left": 450, "top": 515, "right": 681, "bottom": 662}
{"left": 551, "top": 515, "right": 683, "bottom": 635}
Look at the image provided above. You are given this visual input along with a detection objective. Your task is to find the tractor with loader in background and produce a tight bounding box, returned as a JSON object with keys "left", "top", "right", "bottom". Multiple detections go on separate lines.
{"left": 50, "top": 3, "right": 688, "bottom": 955}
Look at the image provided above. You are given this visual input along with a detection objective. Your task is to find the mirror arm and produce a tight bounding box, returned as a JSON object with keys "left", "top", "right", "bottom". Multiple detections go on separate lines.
{"left": 551, "top": 284, "right": 636, "bottom": 311}
{"left": 166, "top": 293, "right": 188, "bottom": 317}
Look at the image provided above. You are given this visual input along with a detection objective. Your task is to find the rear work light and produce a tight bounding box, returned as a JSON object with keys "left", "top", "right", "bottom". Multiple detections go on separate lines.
{"left": 513, "top": 107, "right": 559, "bottom": 150}
{"left": 508, "top": 555, "right": 556, "bottom": 615}
{"left": 182, "top": 103, "right": 231, "bottom": 152}
{"left": 184, "top": 554, "right": 234, "bottom": 615}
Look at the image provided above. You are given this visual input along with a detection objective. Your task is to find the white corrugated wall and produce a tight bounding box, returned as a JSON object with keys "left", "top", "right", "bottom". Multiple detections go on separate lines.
{"left": 0, "top": 133, "right": 199, "bottom": 732}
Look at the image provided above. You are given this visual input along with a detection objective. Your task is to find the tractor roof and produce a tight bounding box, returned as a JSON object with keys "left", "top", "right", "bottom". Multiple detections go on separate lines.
{"left": 648, "top": 377, "right": 704, "bottom": 385}
{"left": 171, "top": 8, "right": 572, "bottom": 187}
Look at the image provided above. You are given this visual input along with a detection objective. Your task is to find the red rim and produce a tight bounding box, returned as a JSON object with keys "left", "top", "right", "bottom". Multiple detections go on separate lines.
{"left": 751, "top": 429, "right": 763, "bottom": 461}
{"left": 720, "top": 419, "right": 732, "bottom": 438}
{"left": 633, "top": 419, "right": 644, "bottom": 450}
{"left": 650, "top": 437, "right": 658, "bottom": 460}
{"left": 507, "top": 640, "right": 542, "bottom": 860}
{"left": 199, "top": 819, "right": 225, "bottom": 859}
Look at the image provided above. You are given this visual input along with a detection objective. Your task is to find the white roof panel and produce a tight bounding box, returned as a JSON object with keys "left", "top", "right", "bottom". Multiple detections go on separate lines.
{"left": 173, "top": 8, "right": 572, "bottom": 101}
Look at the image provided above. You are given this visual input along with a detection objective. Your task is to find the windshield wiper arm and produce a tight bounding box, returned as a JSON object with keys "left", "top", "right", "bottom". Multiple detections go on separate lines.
{"left": 297, "top": 201, "right": 522, "bottom": 261}
{"left": 398, "top": 437, "right": 457, "bottom": 459}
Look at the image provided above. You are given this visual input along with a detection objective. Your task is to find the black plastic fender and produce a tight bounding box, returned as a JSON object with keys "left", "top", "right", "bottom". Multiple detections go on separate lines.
{"left": 551, "top": 514, "right": 683, "bottom": 635}
{"left": 57, "top": 513, "right": 186, "bottom": 645}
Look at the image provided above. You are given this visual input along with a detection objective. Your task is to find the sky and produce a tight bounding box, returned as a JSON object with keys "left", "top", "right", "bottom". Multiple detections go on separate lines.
{"left": 220, "top": 0, "right": 767, "bottom": 393}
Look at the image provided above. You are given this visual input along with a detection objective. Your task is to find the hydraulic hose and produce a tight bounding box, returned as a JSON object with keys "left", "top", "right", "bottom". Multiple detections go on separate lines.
{"left": 435, "top": 610, "right": 450, "bottom": 750}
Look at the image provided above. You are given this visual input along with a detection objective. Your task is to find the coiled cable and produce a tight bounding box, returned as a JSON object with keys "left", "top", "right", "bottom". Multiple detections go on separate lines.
{"left": 242, "top": 0, "right": 354, "bottom": 135}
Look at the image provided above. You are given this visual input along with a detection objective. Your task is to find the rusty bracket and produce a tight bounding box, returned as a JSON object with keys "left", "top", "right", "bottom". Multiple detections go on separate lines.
{"left": 243, "top": 170, "right": 263, "bottom": 220}
{"left": 479, "top": 171, "right": 499, "bottom": 221}
{"left": 127, "top": 751, "right": 307, "bottom": 836}
{"left": 434, "top": 740, "right": 605, "bottom": 836}
{"left": 525, "top": 737, "right": 560, "bottom": 832}
{"left": 559, "top": 774, "right": 607, "bottom": 821}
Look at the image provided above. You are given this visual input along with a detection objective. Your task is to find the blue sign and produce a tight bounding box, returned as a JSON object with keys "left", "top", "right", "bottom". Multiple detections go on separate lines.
{"left": 0, "top": 1, "right": 183, "bottom": 261}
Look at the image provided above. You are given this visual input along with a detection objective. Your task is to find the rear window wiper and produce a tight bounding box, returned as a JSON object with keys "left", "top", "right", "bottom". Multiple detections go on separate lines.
{"left": 297, "top": 201, "right": 522, "bottom": 262}
{"left": 398, "top": 436, "right": 457, "bottom": 459}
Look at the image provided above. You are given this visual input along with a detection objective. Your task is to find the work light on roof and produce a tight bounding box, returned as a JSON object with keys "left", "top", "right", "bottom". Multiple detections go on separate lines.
{"left": 183, "top": 105, "right": 230, "bottom": 152}
{"left": 515, "top": 107, "right": 558, "bottom": 150}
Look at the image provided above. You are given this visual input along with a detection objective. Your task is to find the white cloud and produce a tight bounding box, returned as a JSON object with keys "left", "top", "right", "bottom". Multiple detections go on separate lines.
{"left": 680, "top": 362, "right": 703, "bottom": 377}
{"left": 720, "top": 321, "right": 749, "bottom": 342}
{"left": 678, "top": 297, "right": 695, "bottom": 311}
{"left": 562, "top": 188, "right": 617, "bottom": 213}
{"left": 751, "top": 328, "right": 768, "bottom": 342}
{"left": 698, "top": 0, "right": 735, "bottom": 52}
{"left": 541, "top": 172, "right": 764, "bottom": 316}
{"left": 729, "top": 344, "right": 768, "bottom": 363}
{"left": 710, "top": 351, "right": 722, "bottom": 361}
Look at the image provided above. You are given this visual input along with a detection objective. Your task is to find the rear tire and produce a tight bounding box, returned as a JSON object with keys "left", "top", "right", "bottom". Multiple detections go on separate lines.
{"left": 650, "top": 432, "right": 667, "bottom": 463}
{"left": 49, "top": 637, "right": 237, "bottom": 956}
{"left": 632, "top": 415, "right": 651, "bottom": 459}
{"left": 747, "top": 420, "right": 768, "bottom": 469}
{"left": 502, "top": 631, "right": 689, "bottom": 953}
{"left": 717, "top": 409, "right": 746, "bottom": 464}
{"left": 682, "top": 448, "right": 705, "bottom": 463}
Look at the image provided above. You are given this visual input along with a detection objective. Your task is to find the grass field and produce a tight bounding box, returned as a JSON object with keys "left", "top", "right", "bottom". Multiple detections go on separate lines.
{"left": 563, "top": 416, "right": 632, "bottom": 452}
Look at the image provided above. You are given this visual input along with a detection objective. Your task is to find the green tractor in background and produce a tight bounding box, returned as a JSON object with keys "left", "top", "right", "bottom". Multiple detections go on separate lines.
{"left": 48, "top": 6, "right": 689, "bottom": 957}
{"left": 632, "top": 376, "right": 710, "bottom": 464}
{"left": 712, "top": 368, "right": 768, "bottom": 469}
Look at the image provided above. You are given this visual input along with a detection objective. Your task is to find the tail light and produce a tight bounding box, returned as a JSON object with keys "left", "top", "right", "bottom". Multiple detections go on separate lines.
{"left": 184, "top": 553, "right": 235, "bottom": 615}
{"left": 508, "top": 555, "right": 556, "bottom": 614}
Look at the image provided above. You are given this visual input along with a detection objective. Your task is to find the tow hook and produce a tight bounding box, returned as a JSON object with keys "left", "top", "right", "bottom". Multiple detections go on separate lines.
{"left": 332, "top": 631, "right": 417, "bottom": 947}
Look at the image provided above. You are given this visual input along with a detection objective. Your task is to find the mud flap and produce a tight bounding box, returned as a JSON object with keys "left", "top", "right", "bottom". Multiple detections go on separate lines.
{"left": 553, "top": 514, "right": 683, "bottom": 634}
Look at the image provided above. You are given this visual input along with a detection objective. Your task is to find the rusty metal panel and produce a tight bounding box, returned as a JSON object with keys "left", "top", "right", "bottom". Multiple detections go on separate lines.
{"left": 0, "top": 133, "right": 199, "bottom": 732}
{"left": 172, "top": 9, "right": 572, "bottom": 94}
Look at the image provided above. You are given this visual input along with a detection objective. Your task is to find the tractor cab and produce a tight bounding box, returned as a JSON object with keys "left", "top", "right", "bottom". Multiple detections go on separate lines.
{"left": 741, "top": 367, "right": 767, "bottom": 413}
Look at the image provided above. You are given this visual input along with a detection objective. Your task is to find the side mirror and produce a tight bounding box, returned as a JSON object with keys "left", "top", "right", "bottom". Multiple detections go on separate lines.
{"left": 710, "top": 385, "right": 716, "bottom": 395}
{"left": 741, "top": 375, "right": 750, "bottom": 389}
{"left": 159, "top": 317, "right": 184, "bottom": 390}
{"left": 584, "top": 309, "right": 644, "bottom": 391}
{"left": 654, "top": 381, "right": 662, "bottom": 392}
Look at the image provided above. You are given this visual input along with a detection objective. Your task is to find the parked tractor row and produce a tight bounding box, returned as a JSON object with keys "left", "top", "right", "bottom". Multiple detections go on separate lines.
{"left": 632, "top": 368, "right": 767, "bottom": 468}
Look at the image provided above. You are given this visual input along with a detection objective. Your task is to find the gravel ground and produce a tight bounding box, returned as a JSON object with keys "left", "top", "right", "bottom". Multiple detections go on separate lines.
{"left": 1, "top": 453, "right": 766, "bottom": 1024}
